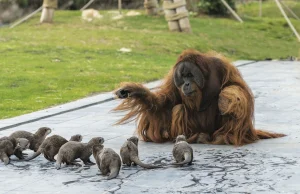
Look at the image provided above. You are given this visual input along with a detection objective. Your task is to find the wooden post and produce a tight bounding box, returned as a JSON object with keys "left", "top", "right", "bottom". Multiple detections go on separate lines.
{"left": 163, "top": 0, "right": 191, "bottom": 32}
{"left": 220, "top": 0, "right": 243, "bottom": 23}
{"left": 259, "top": 0, "right": 262, "bottom": 17}
{"left": 280, "top": 0, "right": 299, "bottom": 20}
{"left": 163, "top": 0, "right": 180, "bottom": 31}
{"left": 144, "top": 0, "right": 158, "bottom": 15}
{"left": 274, "top": 0, "right": 300, "bottom": 42}
{"left": 40, "top": 0, "right": 58, "bottom": 23}
{"left": 164, "top": 2, "right": 180, "bottom": 31}
{"left": 118, "top": 0, "right": 122, "bottom": 14}
{"left": 174, "top": 0, "right": 191, "bottom": 32}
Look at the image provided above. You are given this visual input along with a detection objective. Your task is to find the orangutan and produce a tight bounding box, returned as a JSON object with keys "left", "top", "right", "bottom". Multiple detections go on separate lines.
{"left": 113, "top": 49, "right": 285, "bottom": 145}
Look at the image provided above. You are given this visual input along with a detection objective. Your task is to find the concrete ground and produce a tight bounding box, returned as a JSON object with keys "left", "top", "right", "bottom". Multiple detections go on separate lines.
{"left": 0, "top": 60, "right": 300, "bottom": 194}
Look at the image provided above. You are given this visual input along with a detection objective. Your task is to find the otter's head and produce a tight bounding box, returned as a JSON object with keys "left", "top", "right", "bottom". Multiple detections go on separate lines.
{"left": 70, "top": 134, "right": 83, "bottom": 142}
{"left": 89, "top": 137, "right": 105, "bottom": 145}
{"left": 35, "top": 127, "right": 52, "bottom": 137}
{"left": 127, "top": 136, "right": 139, "bottom": 146}
{"left": 16, "top": 138, "right": 30, "bottom": 151}
{"left": 175, "top": 135, "right": 187, "bottom": 143}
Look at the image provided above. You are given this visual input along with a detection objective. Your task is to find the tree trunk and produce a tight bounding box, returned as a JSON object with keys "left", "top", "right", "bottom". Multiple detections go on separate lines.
{"left": 174, "top": 0, "right": 191, "bottom": 32}
{"left": 144, "top": 0, "right": 158, "bottom": 15}
{"left": 163, "top": 0, "right": 191, "bottom": 32}
{"left": 40, "top": 0, "right": 57, "bottom": 23}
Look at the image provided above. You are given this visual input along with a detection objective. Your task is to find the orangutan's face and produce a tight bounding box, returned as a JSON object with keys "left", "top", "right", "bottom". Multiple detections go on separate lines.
{"left": 173, "top": 61, "right": 204, "bottom": 97}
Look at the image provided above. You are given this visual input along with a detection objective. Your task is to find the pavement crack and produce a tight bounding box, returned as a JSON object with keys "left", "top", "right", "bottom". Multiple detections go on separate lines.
{"left": 107, "top": 169, "right": 143, "bottom": 194}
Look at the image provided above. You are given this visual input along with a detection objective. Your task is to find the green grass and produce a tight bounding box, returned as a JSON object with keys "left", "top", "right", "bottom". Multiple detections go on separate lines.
{"left": 0, "top": 10, "right": 299, "bottom": 119}
{"left": 238, "top": 0, "right": 300, "bottom": 18}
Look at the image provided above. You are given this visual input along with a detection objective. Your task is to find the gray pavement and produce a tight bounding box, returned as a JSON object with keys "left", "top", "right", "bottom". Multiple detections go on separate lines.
{"left": 0, "top": 60, "right": 300, "bottom": 194}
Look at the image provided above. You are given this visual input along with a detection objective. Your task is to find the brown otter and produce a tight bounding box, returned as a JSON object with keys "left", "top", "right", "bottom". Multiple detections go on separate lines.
{"left": 172, "top": 135, "right": 193, "bottom": 165}
{"left": 10, "top": 127, "right": 51, "bottom": 152}
{"left": 55, "top": 137, "right": 104, "bottom": 169}
{"left": 25, "top": 134, "right": 82, "bottom": 162}
{"left": 93, "top": 144, "right": 121, "bottom": 180}
{"left": 0, "top": 137, "right": 30, "bottom": 165}
{"left": 120, "top": 136, "right": 159, "bottom": 169}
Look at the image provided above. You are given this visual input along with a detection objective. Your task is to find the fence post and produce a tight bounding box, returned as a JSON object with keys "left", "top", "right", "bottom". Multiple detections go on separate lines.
{"left": 259, "top": 0, "right": 262, "bottom": 17}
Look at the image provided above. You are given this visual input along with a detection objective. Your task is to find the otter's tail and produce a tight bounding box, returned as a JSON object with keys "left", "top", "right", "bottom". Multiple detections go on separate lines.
{"left": 1, "top": 153, "right": 10, "bottom": 165}
{"left": 25, "top": 149, "right": 42, "bottom": 161}
{"left": 107, "top": 167, "right": 120, "bottom": 180}
{"left": 256, "top": 130, "right": 286, "bottom": 139}
{"left": 55, "top": 153, "right": 63, "bottom": 170}
{"left": 172, "top": 152, "right": 192, "bottom": 166}
{"left": 131, "top": 156, "right": 160, "bottom": 169}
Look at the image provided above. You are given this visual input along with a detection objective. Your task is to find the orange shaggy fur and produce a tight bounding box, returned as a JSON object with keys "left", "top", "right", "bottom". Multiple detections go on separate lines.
{"left": 113, "top": 49, "right": 285, "bottom": 145}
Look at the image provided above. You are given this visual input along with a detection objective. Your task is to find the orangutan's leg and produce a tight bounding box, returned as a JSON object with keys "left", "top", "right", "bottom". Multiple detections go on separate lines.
{"left": 218, "top": 85, "right": 249, "bottom": 118}
{"left": 214, "top": 85, "right": 257, "bottom": 145}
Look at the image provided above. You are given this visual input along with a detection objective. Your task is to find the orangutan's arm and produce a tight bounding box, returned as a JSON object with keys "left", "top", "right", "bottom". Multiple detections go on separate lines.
{"left": 113, "top": 82, "right": 171, "bottom": 126}
{"left": 115, "top": 82, "right": 163, "bottom": 110}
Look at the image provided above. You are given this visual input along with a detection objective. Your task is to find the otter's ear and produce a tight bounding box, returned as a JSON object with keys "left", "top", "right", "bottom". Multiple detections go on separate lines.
{"left": 198, "top": 57, "right": 224, "bottom": 110}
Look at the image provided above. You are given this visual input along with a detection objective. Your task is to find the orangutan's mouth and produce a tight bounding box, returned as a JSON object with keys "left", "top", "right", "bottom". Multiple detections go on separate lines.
{"left": 184, "top": 91, "right": 195, "bottom": 96}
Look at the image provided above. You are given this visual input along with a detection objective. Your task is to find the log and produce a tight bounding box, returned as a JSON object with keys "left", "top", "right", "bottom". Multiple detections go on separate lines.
{"left": 259, "top": 0, "right": 262, "bottom": 17}
{"left": 144, "top": 0, "right": 158, "bottom": 15}
{"left": 118, "top": 0, "right": 122, "bottom": 14}
{"left": 174, "top": 0, "right": 191, "bottom": 32}
{"left": 40, "top": 8, "right": 55, "bottom": 23}
{"left": 163, "top": 0, "right": 180, "bottom": 31}
{"left": 40, "top": 0, "right": 57, "bottom": 23}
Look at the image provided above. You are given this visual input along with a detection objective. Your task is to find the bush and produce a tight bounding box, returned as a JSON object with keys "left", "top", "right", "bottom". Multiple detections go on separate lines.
{"left": 198, "top": 0, "right": 236, "bottom": 16}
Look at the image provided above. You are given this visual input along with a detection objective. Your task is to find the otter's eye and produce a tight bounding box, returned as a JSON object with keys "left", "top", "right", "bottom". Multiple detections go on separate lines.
{"left": 187, "top": 73, "right": 193, "bottom": 77}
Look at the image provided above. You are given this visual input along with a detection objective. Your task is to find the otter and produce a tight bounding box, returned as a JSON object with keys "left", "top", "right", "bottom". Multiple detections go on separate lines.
{"left": 93, "top": 144, "right": 121, "bottom": 180}
{"left": 120, "top": 136, "right": 159, "bottom": 169}
{"left": 9, "top": 127, "right": 52, "bottom": 159}
{"left": 172, "top": 135, "right": 193, "bottom": 165}
{"left": 0, "top": 137, "right": 30, "bottom": 165}
{"left": 25, "top": 134, "right": 82, "bottom": 162}
{"left": 55, "top": 137, "right": 104, "bottom": 169}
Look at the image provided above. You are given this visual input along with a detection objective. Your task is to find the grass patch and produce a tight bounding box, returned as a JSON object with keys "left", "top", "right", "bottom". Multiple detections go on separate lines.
{"left": 238, "top": 0, "right": 300, "bottom": 18}
{"left": 0, "top": 10, "right": 299, "bottom": 119}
